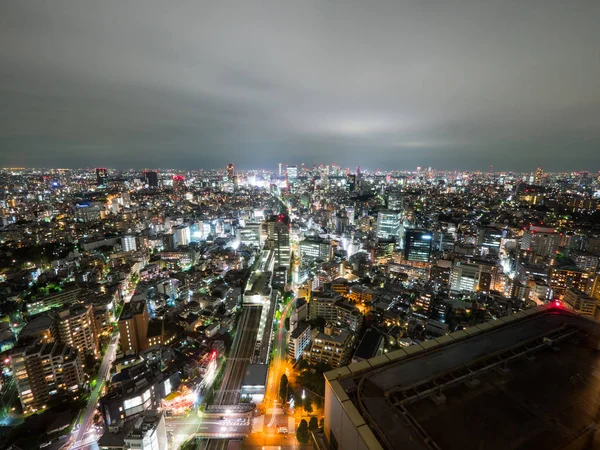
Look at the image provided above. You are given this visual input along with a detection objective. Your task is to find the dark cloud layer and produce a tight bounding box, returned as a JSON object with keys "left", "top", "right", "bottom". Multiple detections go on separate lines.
{"left": 1, "top": 0, "right": 599, "bottom": 171}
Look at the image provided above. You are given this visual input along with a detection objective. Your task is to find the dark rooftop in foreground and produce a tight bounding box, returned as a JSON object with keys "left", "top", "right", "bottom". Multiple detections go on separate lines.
{"left": 325, "top": 306, "right": 600, "bottom": 450}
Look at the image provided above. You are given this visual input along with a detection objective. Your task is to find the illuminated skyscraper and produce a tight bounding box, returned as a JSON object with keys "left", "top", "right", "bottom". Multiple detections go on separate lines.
{"left": 287, "top": 165, "right": 298, "bottom": 183}
{"left": 226, "top": 163, "right": 234, "bottom": 181}
{"left": 96, "top": 168, "right": 108, "bottom": 187}
{"left": 534, "top": 167, "right": 544, "bottom": 184}
{"left": 172, "top": 175, "right": 185, "bottom": 200}
{"left": 267, "top": 214, "right": 291, "bottom": 268}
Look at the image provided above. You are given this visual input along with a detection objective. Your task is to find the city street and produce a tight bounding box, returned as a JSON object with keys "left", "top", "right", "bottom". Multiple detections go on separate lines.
{"left": 263, "top": 297, "right": 295, "bottom": 432}
{"left": 71, "top": 333, "right": 119, "bottom": 450}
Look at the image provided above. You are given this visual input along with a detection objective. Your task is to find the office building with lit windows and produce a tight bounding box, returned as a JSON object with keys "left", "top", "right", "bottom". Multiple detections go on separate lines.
{"left": 403, "top": 230, "right": 433, "bottom": 262}
{"left": 450, "top": 262, "right": 480, "bottom": 293}
{"left": 299, "top": 237, "right": 332, "bottom": 261}
{"left": 376, "top": 210, "right": 401, "bottom": 240}
{"left": 478, "top": 226, "right": 503, "bottom": 254}
{"left": 238, "top": 222, "right": 261, "bottom": 246}
{"left": 122, "top": 235, "right": 137, "bottom": 252}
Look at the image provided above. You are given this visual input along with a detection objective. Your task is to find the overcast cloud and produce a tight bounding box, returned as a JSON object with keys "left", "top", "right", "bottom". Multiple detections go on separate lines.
{"left": 1, "top": 0, "right": 599, "bottom": 171}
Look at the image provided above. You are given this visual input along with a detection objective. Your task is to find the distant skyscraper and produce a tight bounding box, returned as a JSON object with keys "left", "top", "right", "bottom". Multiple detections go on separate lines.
{"left": 278, "top": 163, "right": 282, "bottom": 177}
{"left": 172, "top": 175, "right": 185, "bottom": 200}
{"left": 287, "top": 165, "right": 298, "bottom": 183}
{"left": 534, "top": 167, "right": 544, "bottom": 184}
{"left": 226, "top": 163, "right": 235, "bottom": 181}
{"left": 143, "top": 170, "right": 158, "bottom": 188}
{"left": 346, "top": 174, "right": 356, "bottom": 192}
{"left": 96, "top": 168, "right": 108, "bottom": 187}
{"left": 404, "top": 230, "right": 433, "bottom": 262}
{"left": 387, "top": 191, "right": 403, "bottom": 210}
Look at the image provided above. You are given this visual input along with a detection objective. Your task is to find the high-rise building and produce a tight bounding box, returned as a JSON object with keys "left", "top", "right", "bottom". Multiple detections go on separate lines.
{"left": 287, "top": 165, "right": 298, "bottom": 183}
{"left": 308, "top": 293, "right": 363, "bottom": 332}
{"left": 376, "top": 210, "right": 401, "bottom": 240}
{"left": 118, "top": 299, "right": 150, "bottom": 353}
{"left": 57, "top": 305, "right": 98, "bottom": 362}
{"left": 237, "top": 222, "right": 261, "bottom": 246}
{"left": 143, "top": 170, "right": 159, "bottom": 188}
{"left": 10, "top": 341, "right": 84, "bottom": 413}
{"left": 266, "top": 214, "right": 291, "bottom": 268}
{"left": 478, "top": 226, "right": 503, "bottom": 254}
{"left": 173, "top": 225, "right": 190, "bottom": 247}
{"left": 548, "top": 264, "right": 590, "bottom": 299}
{"left": 346, "top": 174, "right": 356, "bottom": 192}
{"left": 450, "top": 262, "right": 480, "bottom": 293}
{"left": 226, "top": 163, "right": 235, "bottom": 181}
{"left": 96, "top": 168, "right": 108, "bottom": 187}
{"left": 172, "top": 175, "right": 185, "bottom": 200}
{"left": 404, "top": 230, "right": 433, "bottom": 262}
{"left": 122, "top": 235, "right": 137, "bottom": 252}
{"left": 521, "top": 226, "right": 561, "bottom": 258}
{"left": 287, "top": 322, "right": 313, "bottom": 362}
{"left": 534, "top": 167, "right": 544, "bottom": 184}
{"left": 387, "top": 191, "right": 403, "bottom": 210}
{"left": 278, "top": 163, "right": 283, "bottom": 177}
{"left": 305, "top": 324, "right": 352, "bottom": 368}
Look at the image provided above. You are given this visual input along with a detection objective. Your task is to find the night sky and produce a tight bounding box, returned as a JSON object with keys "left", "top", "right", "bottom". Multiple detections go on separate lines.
{"left": 1, "top": 1, "right": 599, "bottom": 171}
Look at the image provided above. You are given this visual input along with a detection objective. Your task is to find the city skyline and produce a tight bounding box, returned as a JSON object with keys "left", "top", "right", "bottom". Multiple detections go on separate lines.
{"left": 2, "top": 1, "right": 600, "bottom": 171}
{"left": 1, "top": 165, "right": 598, "bottom": 174}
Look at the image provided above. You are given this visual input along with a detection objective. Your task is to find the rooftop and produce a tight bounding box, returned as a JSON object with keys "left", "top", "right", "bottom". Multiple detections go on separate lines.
{"left": 326, "top": 306, "right": 600, "bottom": 450}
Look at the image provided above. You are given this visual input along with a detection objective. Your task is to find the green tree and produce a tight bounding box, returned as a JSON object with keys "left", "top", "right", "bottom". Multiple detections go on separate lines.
{"left": 293, "top": 390, "right": 303, "bottom": 408}
{"left": 279, "top": 374, "right": 289, "bottom": 402}
{"left": 298, "top": 359, "right": 309, "bottom": 371}
{"left": 304, "top": 397, "right": 313, "bottom": 413}
{"left": 309, "top": 416, "right": 319, "bottom": 431}
{"left": 296, "top": 419, "right": 310, "bottom": 444}
{"left": 284, "top": 317, "right": 290, "bottom": 331}
{"left": 314, "top": 395, "right": 323, "bottom": 409}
